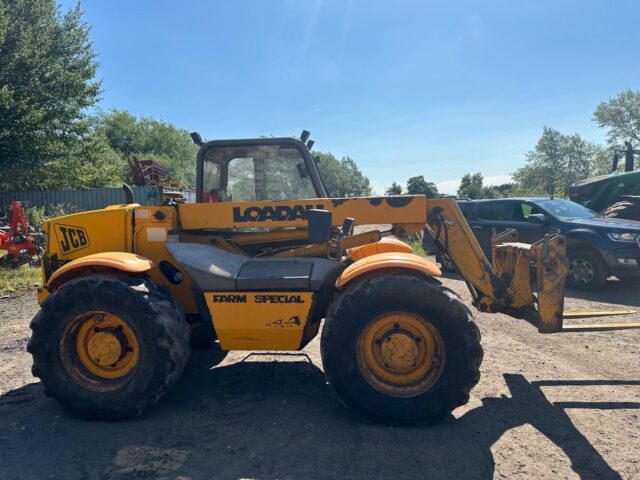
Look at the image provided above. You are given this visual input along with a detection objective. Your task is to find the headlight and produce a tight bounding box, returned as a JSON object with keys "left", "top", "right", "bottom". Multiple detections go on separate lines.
{"left": 607, "top": 232, "right": 638, "bottom": 242}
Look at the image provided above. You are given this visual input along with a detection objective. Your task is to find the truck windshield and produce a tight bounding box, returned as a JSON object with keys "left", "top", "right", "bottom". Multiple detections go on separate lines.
{"left": 534, "top": 199, "right": 597, "bottom": 220}
{"left": 202, "top": 145, "right": 318, "bottom": 202}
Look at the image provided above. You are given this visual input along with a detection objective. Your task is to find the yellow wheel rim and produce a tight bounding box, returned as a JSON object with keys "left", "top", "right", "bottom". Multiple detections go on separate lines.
{"left": 60, "top": 311, "right": 140, "bottom": 388}
{"left": 356, "top": 312, "right": 446, "bottom": 398}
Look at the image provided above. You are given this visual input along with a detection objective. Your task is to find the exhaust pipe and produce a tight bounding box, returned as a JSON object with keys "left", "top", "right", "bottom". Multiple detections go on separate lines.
{"left": 624, "top": 141, "right": 635, "bottom": 172}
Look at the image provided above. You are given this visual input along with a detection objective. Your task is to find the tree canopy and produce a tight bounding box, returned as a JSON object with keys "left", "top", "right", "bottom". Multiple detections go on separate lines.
{"left": 0, "top": 0, "right": 102, "bottom": 190}
{"left": 97, "top": 109, "right": 199, "bottom": 186}
{"left": 315, "top": 151, "right": 373, "bottom": 197}
{"left": 593, "top": 89, "right": 640, "bottom": 146}
{"left": 512, "top": 127, "right": 597, "bottom": 196}
{"left": 385, "top": 181, "right": 403, "bottom": 195}
{"left": 406, "top": 175, "right": 438, "bottom": 197}
{"left": 457, "top": 173, "right": 484, "bottom": 198}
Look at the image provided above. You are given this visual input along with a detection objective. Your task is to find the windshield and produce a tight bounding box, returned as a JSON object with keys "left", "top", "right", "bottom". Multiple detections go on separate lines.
{"left": 201, "top": 145, "right": 318, "bottom": 202}
{"left": 534, "top": 199, "right": 597, "bottom": 220}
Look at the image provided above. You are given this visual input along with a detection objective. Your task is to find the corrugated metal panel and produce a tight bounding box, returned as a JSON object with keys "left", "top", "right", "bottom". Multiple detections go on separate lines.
{"left": 0, "top": 187, "right": 162, "bottom": 214}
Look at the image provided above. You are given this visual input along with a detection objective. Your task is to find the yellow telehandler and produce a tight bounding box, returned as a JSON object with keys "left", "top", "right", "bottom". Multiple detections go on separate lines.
{"left": 27, "top": 131, "right": 639, "bottom": 422}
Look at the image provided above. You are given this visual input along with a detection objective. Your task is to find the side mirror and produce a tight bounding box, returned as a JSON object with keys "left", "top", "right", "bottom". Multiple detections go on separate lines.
{"left": 308, "top": 209, "right": 332, "bottom": 243}
{"left": 528, "top": 213, "right": 546, "bottom": 224}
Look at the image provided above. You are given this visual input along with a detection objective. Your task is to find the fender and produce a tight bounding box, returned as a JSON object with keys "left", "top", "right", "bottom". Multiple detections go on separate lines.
{"left": 335, "top": 252, "right": 441, "bottom": 288}
{"left": 348, "top": 238, "right": 414, "bottom": 261}
{"left": 46, "top": 252, "right": 154, "bottom": 290}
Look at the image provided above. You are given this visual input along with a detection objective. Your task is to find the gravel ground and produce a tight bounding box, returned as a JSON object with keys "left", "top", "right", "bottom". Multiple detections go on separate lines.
{"left": 0, "top": 274, "right": 639, "bottom": 480}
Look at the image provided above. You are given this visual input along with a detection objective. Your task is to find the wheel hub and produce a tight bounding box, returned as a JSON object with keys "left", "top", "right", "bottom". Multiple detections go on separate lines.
{"left": 356, "top": 312, "right": 446, "bottom": 398}
{"left": 570, "top": 258, "right": 594, "bottom": 283}
{"left": 61, "top": 311, "right": 140, "bottom": 385}
{"left": 379, "top": 331, "right": 419, "bottom": 372}
{"left": 87, "top": 330, "right": 123, "bottom": 366}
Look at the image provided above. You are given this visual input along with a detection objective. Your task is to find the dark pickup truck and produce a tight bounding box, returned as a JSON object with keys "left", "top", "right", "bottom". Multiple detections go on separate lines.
{"left": 443, "top": 197, "right": 640, "bottom": 290}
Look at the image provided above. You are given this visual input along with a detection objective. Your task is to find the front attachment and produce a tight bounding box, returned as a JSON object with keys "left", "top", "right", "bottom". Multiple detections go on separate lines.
{"left": 491, "top": 230, "right": 567, "bottom": 332}
{"left": 492, "top": 230, "right": 637, "bottom": 333}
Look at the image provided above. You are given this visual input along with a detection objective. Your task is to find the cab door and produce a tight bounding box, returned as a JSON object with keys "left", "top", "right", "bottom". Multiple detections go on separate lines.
{"left": 510, "top": 201, "right": 549, "bottom": 244}
{"left": 467, "top": 201, "right": 515, "bottom": 258}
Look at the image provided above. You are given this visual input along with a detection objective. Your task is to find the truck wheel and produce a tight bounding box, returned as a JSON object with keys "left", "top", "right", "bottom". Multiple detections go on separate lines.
{"left": 28, "top": 274, "right": 190, "bottom": 419}
{"left": 321, "top": 272, "right": 483, "bottom": 424}
{"left": 567, "top": 249, "right": 607, "bottom": 291}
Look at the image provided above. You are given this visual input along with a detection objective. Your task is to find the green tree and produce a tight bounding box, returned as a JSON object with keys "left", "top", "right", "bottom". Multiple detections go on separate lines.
{"left": 406, "top": 175, "right": 438, "bottom": 197}
{"left": 385, "top": 181, "right": 403, "bottom": 195}
{"left": 457, "top": 172, "right": 485, "bottom": 198}
{"left": 315, "top": 151, "right": 372, "bottom": 197}
{"left": 593, "top": 89, "right": 640, "bottom": 145}
{"left": 593, "top": 146, "right": 617, "bottom": 175}
{"left": 97, "top": 110, "right": 199, "bottom": 186}
{"left": 0, "top": 0, "right": 102, "bottom": 190}
{"left": 513, "top": 127, "right": 597, "bottom": 196}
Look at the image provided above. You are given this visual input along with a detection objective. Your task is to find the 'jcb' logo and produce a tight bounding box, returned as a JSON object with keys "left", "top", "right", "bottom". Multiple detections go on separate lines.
{"left": 54, "top": 224, "right": 89, "bottom": 254}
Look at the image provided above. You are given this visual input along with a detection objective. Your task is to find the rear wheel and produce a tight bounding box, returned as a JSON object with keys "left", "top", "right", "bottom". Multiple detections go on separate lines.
{"left": 28, "top": 274, "right": 191, "bottom": 419}
{"left": 567, "top": 249, "right": 607, "bottom": 291}
{"left": 321, "top": 272, "right": 483, "bottom": 423}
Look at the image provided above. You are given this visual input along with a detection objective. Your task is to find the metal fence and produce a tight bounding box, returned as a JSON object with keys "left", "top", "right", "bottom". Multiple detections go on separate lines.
{"left": 0, "top": 186, "right": 163, "bottom": 214}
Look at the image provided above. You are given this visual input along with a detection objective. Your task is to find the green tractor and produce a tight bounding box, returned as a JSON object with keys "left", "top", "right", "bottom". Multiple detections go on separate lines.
{"left": 568, "top": 142, "right": 640, "bottom": 220}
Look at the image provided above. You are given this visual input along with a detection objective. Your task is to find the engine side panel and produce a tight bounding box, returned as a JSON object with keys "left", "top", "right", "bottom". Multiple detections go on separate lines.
{"left": 205, "top": 291, "right": 315, "bottom": 350}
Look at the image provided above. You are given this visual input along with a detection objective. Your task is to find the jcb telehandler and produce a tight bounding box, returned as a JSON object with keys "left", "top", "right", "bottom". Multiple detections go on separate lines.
{"left": 28, "top": 132, "right": 639, "bottom": 422}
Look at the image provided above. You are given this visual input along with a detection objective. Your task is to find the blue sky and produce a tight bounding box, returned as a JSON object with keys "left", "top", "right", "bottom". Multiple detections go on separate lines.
{"left": 59, "top": 0, "right": 640, "bottom": 194}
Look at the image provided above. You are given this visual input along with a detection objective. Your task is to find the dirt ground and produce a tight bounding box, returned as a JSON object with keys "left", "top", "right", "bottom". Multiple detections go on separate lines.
{"left": 0, "top": 274, "right": 639, "bottom": 480}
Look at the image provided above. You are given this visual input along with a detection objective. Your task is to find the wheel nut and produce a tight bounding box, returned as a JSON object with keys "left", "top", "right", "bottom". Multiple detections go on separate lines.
{"left": 433, "top": 356, "right": 440, "bottom": 366}
{"left": 415, "top": 336, "right": 422, "bottom": 343}
{"left": 374, "top": 339, "right": 381, "bottom": 345}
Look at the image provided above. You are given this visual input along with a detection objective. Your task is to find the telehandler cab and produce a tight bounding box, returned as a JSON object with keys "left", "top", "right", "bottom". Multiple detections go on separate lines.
{"left": 28, "top": 131, "right": 640, "bottom": 422}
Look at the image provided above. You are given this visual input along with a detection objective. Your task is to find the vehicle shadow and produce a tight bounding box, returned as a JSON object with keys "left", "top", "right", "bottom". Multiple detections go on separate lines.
{"left": 564, "top": 278, "right": 640, "bottom": 308}
{"left": 440, "top": 267, "right": 640, "bottom": 309}
{"left": 0, "top": 352, "right": 632, "bottom": 480}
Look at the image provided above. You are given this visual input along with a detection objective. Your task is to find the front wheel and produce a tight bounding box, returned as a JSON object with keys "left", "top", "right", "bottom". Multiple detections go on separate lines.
{"left": 567, "top": 249, "right": 607, "bottom": 291}
{"left": 28, "top": 274, "right": 191, "bottom": 419}
{"left": 321, "top": 272, "right": 483, "bottom": 423}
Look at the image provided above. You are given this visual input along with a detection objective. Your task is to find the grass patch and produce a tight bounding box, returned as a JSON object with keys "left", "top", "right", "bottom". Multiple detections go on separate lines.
{"left": 0, "top": 264, "right": 41, "bottom": 295}
{"left": 409, "top": 239, "right": 427, "bottom": 256}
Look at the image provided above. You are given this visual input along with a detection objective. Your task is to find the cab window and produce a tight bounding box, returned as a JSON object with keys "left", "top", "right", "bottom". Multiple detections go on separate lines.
{"left": 513, "top": 202, "right": 544, "bottom": 222}
{"left": 474, "top": 202, "right": 511, "bottom": 221}
{"left": 202, "top": 145, "right": 318, "bottom": 202}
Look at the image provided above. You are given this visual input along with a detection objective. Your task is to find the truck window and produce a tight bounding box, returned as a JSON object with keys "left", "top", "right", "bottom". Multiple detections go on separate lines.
{"left": 474, "top": 202, "right": 511, "bottom": 221}
{"left": 457, "top": 202, "right": 475, "bottom": 219}
{"left": 513, "top": 202, "right": 543, "bottom": 222}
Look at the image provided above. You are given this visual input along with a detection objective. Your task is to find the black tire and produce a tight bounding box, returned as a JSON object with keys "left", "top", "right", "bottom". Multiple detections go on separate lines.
{"left": 28, "top": 274, "right": 191, "bottom": 419}
{"left": 436, "top": 255, "right": 457, "bottom": 273}
{"left": 566, "top": 248, "right": 608, "bottom": 291}
{"left": 321, "top": 272, "right": 483, "bottom": 424}
{"left": 602, "top": 201, "right": 640, "bottom": 221}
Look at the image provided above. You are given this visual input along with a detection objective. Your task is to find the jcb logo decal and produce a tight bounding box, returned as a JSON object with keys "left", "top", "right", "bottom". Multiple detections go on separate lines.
{"left": 54, "top": 224, "right": 89, "bottom": 254}
{"left": 232, "top": 204, "right": 325, "bottom": 223}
